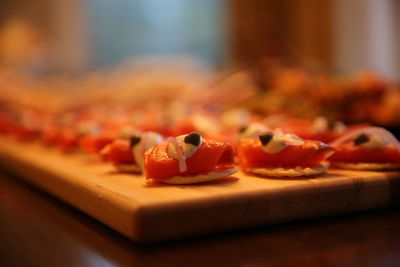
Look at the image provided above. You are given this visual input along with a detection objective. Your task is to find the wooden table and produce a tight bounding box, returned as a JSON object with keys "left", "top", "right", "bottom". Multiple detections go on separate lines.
{"left": 1, "top": 171, "right": 400, "bottom": 267}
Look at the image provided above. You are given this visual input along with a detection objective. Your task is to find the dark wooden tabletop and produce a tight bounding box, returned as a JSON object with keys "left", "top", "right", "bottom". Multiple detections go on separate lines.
{"left": 1, "top": 171, "right": 400, "bottom": 267}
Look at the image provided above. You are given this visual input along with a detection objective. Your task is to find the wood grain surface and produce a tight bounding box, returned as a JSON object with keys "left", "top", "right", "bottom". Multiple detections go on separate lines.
{"left": 2, "top": 173, "right": 400, "bottom": 267}
{"left": 0, "top": 137, "right": 399, "bottom": 243}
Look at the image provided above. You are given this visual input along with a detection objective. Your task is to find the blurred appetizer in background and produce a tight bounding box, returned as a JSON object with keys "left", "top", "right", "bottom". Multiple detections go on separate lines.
{"left": 329, "top": 127, "right": 400, "bottom": 170}
{"left": 101, "top": 131, "right": 163, "bottom": 173}
{"left": 0, "top": 60, "right": 400, "bottom": 184}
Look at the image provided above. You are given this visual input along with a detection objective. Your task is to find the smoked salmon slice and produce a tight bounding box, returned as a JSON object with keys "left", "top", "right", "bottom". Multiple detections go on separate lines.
{"left": 144, "top": 138, "right": 236, "bottom": 181}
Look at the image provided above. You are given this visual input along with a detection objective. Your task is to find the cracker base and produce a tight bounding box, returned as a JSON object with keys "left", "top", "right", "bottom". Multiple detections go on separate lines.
{"left": 333, "top": 162, "right": 400, "bottom": 171}
{"left": 247, "top": 163, "right": 329, "bottom": 177}
{"left": 152, "top": 167, "right": 238, "bottom": 185}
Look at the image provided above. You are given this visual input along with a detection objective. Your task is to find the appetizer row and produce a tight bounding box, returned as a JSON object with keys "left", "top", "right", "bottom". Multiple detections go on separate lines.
{"left": 1, "top": 104, "right": 399, "bottom": 185}
{"left": 101, "top": 127, "right": 400, "bottom": 185}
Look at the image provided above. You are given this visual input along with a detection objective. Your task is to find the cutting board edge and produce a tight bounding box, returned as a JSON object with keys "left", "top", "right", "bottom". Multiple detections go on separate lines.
{"left": 132, "top": 174, "right": 398, "bottom": 242}
{"left": 0, "top": 154, "right": 145, "bottom": 240}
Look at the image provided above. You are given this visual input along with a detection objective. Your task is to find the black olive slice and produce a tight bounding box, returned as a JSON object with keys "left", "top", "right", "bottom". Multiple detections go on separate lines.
{"left": 184, "top": 132, "right": 201, "bottom": 146}
{"left": 353, "top": 133, "right": 369, "bottom": 145}
{"left": 259, "top": 132, "right": 274, "bottom": 146}
{"left": 129, "top": 135, "right": 141, "bottom": 147}
{"left": 239, "top": 126, "right": 248, "bottom": 133}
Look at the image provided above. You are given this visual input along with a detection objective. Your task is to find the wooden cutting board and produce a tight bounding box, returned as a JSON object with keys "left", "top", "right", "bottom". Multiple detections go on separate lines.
{"left": 0, "top": 138, "right": 399, "bottom": 243}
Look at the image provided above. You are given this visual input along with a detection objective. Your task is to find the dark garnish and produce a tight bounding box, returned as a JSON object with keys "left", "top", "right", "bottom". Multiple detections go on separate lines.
{"left": 259, "top": 132, "right": 274, "bottom": 146}
{"left": 129, "top": 135, "right": 141, "bottom": 147}
{"left": 239, "top": 126, "right": 248, "bottom": 133}
{"left": 184, "top": 132, "right": 201, "bottom": 146}
{"left": 353, "top": 133, "right": 369, "bottom": 145}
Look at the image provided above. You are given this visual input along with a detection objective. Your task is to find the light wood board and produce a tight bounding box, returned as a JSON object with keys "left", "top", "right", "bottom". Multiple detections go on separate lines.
{"left": 0, "top": 137, "right": 399, "bottom": 243}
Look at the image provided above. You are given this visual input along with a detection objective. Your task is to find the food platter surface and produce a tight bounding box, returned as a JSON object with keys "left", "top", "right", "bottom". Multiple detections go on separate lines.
{"left": 1, "top": 137, "right": 399, "bottom": 243}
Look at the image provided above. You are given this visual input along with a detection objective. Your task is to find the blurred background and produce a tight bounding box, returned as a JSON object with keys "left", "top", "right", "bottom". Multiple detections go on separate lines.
{"left": 1, "top": 0, "right": 399, "bottom": 76}
{"left": 0, "top": 0, "right": 400, "bottom": 129}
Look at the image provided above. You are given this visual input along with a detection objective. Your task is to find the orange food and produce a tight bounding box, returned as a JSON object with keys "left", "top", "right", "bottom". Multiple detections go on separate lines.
{"left": 237, "top": 137, "right": 334, "bottom": 170}
{"left": 79, "top": 132, "right": 115, "bottom": 154}
{"left": 101, "top": 139, "right": 136, "bottom": 165}
{"left": 144, "top": 139, "right": 235, "bottom": 180}
{"left": 329, "top": 145, "right": 400, "bottom": 164}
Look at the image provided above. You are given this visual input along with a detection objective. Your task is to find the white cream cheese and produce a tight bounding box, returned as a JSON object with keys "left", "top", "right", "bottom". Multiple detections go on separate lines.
{"left": 358, "top": 135, "right": 389, "bottom": 148}
{"left": 132, "top": 131, "right": 164, "bottom": 170}
{"left": 260, "top": 131, "right": 304, "bottom": 154}
{"left": 167, "top": 133, "right": 203, "bottom": 159}
{"left": 167, "top": 133, "right": 203, "bottom": 173}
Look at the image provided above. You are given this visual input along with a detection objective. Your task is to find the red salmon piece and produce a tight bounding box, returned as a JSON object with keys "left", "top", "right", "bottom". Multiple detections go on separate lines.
{"left": 101, "top": 139, "right": 135, "bottom": 165}
{"left": 79, "top": 132, "right": 115, "bottom": 154}
{"left": 237, "top": 137, "right": 334, "bottom": 170}
{"left": 329, "top": 145, "right": 400, "bottom": 164}
{"left": 144, "top": 139, "right": 235, "bottom": 180}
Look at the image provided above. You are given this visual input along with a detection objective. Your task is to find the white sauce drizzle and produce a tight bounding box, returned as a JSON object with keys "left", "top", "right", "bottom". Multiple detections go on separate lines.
{"left": 167, "top": 137, "right": 187, "bottom": 173}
